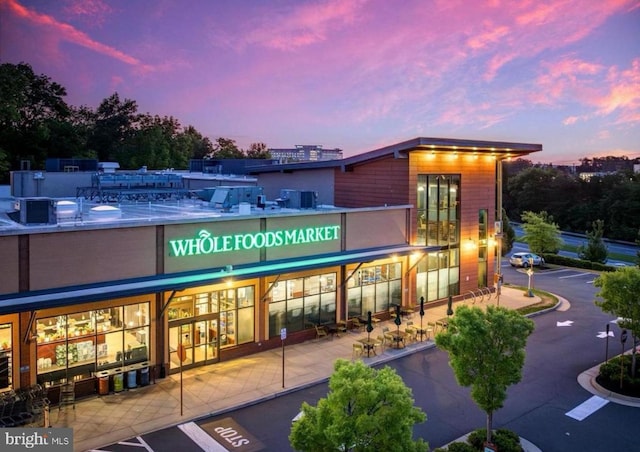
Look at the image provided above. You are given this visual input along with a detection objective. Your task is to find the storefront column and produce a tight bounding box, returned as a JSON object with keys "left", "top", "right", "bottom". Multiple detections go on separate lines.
{"left": 154, "top": 292, "right": 166, "bottom": 379}
{"left": 19, "top": 311, "right": 32, "bottom": 388}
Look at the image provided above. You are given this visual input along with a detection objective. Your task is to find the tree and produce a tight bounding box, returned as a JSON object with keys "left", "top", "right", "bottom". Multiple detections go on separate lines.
{"left": 504, "top": 166, "right": 579, "bottom": 228}
{"left": 0, "top": 62, "right": 72, "bottom": 179}
{"left": 636, "top": 228, "right": 640, "bottom": 267}
{"left": 210, "top": 137, "right": 244, "bottom": 159}
{"left": 88, "top": 92, "right": 140, "bottom": 164}
{"left": 501, "top": 208, "right": 515, "bottom": 257}
{"left": 520, "top": 211, "right": 563, "bottom": 254}
{"left": 176, "top": 125, "right": 214, "bottom": 160}
{"left": 594, "top": 267, "right": 640, "bottom": 377}
{"left": 435, "top": 305, "right": 534, "bottom": 445}
{"left": 289, "top": 359, "right": 427, "bottom": 452}
{"left": 245, "top": 142, "right": 271, "bottom": 159}
{"left": 577, "top": 219, "right": 608, "bottom": 264}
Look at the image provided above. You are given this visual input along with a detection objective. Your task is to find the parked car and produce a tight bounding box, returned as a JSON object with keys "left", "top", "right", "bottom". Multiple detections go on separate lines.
{"left": 509, "top": 252, "right": 545, "bottom": 268}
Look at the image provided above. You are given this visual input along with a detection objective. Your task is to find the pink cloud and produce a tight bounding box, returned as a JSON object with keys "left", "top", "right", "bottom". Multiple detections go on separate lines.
{"left": 4, "top": 0, "right": 152, "bottom": 72}
{"left": 63, "top": 0, "right": 112, "bottom": 27}
{"left": 597, "top": 59, "right": 640, "bottom": 123}
{"left": 535, "top": 56, "right": 639, "bottom": 127}
{"left": 467, "top": 24, "right": 510, "bottom": 50}
{"left": 220, "top": 0, "right": 370, "bottom": 51}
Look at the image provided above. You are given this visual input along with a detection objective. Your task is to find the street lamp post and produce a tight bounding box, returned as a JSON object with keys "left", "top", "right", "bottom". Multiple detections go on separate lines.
{"left": 526, "top": 257, "right": 534, "bottom": 297}
{"left": 620, "top": 329, "right": 628, "bottom": 389}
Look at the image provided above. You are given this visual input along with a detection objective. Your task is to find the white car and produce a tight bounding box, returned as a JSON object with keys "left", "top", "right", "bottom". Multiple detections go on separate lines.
{"left": 509, "top": 252, "right": 544, "bottom": 268}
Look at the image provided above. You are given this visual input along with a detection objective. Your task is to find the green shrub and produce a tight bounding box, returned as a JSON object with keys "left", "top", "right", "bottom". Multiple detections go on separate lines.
{"left": 493, "top": 429, "right": 523, "bottom": 452}
{"left": 467, "top": 428, "right": 523, "bottom": 452}
{"left": 541, "top": 253, "right": 616, "bottom": 271}
{"left": 467, "top": 429, "right": 487, "bottom": 449}
{"left": 445, "top": 442, "right": 477, "bottom": 452}
{"left": 599, "top": 360, "right": 621, "bottom": 381}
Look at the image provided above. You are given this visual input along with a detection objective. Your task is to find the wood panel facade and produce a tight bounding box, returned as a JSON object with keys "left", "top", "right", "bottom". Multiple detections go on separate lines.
{"left": 334, "top": 156, "right": 409, "bottom": 207}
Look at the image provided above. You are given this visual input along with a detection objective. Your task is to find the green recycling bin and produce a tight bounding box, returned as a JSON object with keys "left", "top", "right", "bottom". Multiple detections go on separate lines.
{"left": 113, "top": 371, "right": 124, "bottom": 392}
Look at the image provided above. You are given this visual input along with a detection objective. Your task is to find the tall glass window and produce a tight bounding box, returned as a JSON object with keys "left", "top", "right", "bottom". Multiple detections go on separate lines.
{"left": 267, "top": 273, "right": 336, "bottom": 338}
{"left": 416, "top": 174, "right": 461, "bottom": 300}
{"left": 478, "top": 209, "right": 488, "bottom": 287}
{"left": 417, "top": 175, "right": 460, "bottom": 246}
{"left": 35, "top": 302, "right": 150, "bottom": 386}
{"left": 346, "top": 263, "right": 401, "bottom": 318}
{"left": 416, "top": 250, "right": 460, "bottom": 303}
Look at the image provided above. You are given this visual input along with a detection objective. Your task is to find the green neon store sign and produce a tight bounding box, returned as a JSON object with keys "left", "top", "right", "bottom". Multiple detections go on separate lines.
{"left": 169, "top": 225, "right": 341, "bottom": 257}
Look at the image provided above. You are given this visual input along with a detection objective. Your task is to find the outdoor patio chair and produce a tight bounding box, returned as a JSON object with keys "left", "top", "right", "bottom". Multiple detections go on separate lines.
{"left": 352, "top": 343, "right": 364, "bottom": 359}
{"left": 351, "top": 318, "right": 364, "bottom": 332}
{"left": 336, "top": 321, "right": 348, "bottom": 335}
{"left": 315, "top": 325, "right": 329, "bottom": 340}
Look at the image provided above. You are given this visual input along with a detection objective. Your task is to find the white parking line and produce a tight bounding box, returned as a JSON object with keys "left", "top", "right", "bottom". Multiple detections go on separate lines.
{"left": 178, "top": 422, "right": 228, "bottom": 452}
{"left": 558, "top": 273, "right": 592, "bottom": 279}
{"left": 566, "top": 396, "right": 609, "bottom": 421}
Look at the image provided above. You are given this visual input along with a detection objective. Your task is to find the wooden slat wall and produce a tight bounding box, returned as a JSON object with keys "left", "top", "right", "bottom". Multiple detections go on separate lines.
{"left": 334, "top": 157, "right": 410, "bottom": 207}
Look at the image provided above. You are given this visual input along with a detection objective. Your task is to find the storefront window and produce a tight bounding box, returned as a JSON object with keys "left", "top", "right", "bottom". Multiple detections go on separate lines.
{"left": 168, "top": 296, "right": 193, "bottom": 320}
{"left": 346, "top": 263, "right": 400, "bottom": 317}
{"left": 169, "top": 285, "right": 255, "bottom": 358}
{"left": 36, "top": 302, "right": 150, "bottom": 386}
{"left": 0, "top": 324, "right": 12, "bottom": 390}
{"left": 268, "top": 272, "right": 338, "bottom": 338}
{"left": 417, "top": 249, "right": 460, "bottom": 302}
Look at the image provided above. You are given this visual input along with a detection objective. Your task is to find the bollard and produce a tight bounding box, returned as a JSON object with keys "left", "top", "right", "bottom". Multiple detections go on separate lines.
{"left": 44, "top": 404, "right": 51, "bottom": 428}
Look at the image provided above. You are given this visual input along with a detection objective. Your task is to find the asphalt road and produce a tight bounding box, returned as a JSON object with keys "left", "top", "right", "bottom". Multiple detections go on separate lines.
{"left": 100, "top": 263, "right": 640, "bottom": 451}
{"left": 512, "top": 225, "right": 639, "bottom": 266}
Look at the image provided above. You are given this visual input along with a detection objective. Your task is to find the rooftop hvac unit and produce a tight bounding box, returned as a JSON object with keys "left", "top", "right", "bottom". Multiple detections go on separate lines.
{"left": 276, "top": 190, "right": 317, "bottom": 209}
{"left": 210, "top": 186, "right": 263, "bottom": 210}
{"left": 15, "top": 198, "right": 56, "bottom": 225}
{"left": 300, "top": 191, "right": 317, "bottom": 209}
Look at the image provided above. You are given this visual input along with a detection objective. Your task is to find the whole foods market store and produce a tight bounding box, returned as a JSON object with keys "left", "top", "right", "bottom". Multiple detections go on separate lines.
{"left": 0, "top": 205, "right": 449, "bottom": 398}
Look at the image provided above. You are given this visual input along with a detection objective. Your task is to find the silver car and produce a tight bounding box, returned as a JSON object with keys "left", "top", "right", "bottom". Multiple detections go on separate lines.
{"left": 509, "top": 252, "right": 544, "bottom": 268}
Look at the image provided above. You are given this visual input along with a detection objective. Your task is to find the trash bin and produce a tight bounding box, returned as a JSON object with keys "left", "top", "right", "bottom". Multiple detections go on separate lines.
{"left": 127, "top": 369, "right": 137, "bottom": 389}
{"left": 97, "top": 372, "right": 110, "bottom": 395}
{"left": 113, "top": 372, "right": 124, "bottom": 392}
{"left": 140, "top": 366, "right": 150, "bottom": 386}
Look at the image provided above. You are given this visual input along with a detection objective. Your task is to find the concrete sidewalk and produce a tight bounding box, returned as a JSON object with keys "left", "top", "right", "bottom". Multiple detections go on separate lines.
{"left": 53, "top": 286, "right": 546, "bottom": 451}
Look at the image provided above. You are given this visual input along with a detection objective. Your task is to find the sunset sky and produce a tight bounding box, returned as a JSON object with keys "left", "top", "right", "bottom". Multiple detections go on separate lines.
{"left": 2, "top": 0, "right": 639, "bottom": 164}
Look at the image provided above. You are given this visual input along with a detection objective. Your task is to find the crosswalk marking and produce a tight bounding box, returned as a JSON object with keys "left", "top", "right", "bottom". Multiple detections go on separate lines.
{"left": 178, "top": 422, "right": 228, "bottom": 452}
{"left": 565, "top": 396, "right": 609, "bottom": 421}
{"left": 558, "top": 272, "right": 592, "bottom": 279}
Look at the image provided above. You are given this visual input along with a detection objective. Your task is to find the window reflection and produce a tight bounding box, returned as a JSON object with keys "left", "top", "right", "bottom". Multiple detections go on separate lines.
{"left": 267, "top": 273, "right": 337, "bottom": 337}
{"left": 35, "top": 302, "right": 150, "bottom": 386}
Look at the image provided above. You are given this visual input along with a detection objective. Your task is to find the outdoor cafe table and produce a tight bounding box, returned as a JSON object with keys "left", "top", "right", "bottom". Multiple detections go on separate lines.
{"left": 324, "top": 323, "right": 341, "bottom": 338}
{"left": 435, "top": 317, "right": 450, "bottom": 333}
{"left": 388, "top": 330, "right": 407, "bottom": 349}
{"left": 357, "top": 338, "right": 380, "bottom": 357}
{"left": 415, "top": 326, "right": 428, "bottom": 341}
{"left": 400, "top": 307, "right": 414, "bottom": 317}
{"left": 357, "top": 315, "right": 380, "bottom": 325}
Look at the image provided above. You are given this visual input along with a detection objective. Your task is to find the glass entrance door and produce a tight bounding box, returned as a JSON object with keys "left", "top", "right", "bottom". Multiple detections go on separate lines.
{"left": 193, "top": 319, "right": 218, "bottom": 365}
{"left": 169, "top": 317, "right": 219, "bottom": 372}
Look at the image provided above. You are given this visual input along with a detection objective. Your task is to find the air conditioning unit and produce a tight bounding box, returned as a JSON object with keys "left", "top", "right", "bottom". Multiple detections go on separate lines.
{"left": 15, "top": 198, "right": 56, "bottom": 225}
{"left": 300, "top": 191, "right": 317, "bottom": 209}
{"left": 276, "top": 190, "right": 317, "bottom": 209}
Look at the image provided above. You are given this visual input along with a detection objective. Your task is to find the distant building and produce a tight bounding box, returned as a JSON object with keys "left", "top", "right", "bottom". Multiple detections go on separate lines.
{"left": 268, "top": 145, "right": 343, "bottom": 163}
